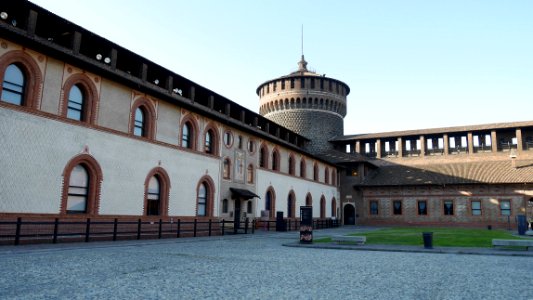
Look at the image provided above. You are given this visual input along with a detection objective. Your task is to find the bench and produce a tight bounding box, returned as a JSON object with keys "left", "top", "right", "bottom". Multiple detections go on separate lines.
{"left": 492, "top": 239, "right": 533, "bottom": 250}
{"left": 332, "top": 235, "right": 366, "bottom": 245}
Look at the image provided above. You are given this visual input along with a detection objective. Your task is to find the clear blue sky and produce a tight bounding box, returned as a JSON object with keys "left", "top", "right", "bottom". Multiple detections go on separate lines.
{"left": 31, "top": 0, "right": 533, "bottom": 134}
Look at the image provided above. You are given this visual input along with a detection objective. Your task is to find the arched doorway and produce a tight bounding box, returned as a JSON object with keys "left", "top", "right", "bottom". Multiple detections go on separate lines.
{"left": 344, "top": 204, "right": 355, "bottom": 225}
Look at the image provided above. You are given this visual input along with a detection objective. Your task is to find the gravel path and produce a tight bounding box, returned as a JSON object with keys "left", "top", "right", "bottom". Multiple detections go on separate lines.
{"left": 1, "top": 228, "right": 532, "bottom": 299}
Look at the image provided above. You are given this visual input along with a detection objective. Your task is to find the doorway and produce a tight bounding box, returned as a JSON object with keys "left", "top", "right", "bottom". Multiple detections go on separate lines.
{"left": 344, "top": 204, "right": 355, "bottom": 225}
{"left": 234, "top": 199, "right": 242, "bottom": 230}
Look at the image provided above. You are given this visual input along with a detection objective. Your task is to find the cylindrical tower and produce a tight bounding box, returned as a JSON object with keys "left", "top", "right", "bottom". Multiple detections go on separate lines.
{"left": 257, "top": 56, "right": 350, "bottom": 154}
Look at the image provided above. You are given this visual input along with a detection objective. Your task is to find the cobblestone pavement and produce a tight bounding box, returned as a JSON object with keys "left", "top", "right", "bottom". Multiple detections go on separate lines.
{"left": 1, "top": 227, "right": 532, "bottom": 299}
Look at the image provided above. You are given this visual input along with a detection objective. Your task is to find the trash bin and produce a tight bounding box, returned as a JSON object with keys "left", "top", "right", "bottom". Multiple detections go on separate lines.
{"left": 516, "top": 215, "right": 527, "bottom": 235}
{"left": 422, "top": 232, "right": 433, "bottom": 249}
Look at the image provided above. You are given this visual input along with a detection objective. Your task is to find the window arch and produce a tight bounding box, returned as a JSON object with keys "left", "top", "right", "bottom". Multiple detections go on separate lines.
{"left": 300, "top": 158, "right": 306, "bottom": 178}
{"left": 324, "top": 168, "right": 329, "bottom": 184}
{"left": 331, "top": 197, "right": 337, "bottom": 218}
{"left": 181, "top": 122, "right": 192, "bottom": 148}
{"left": 223, "top": 157, "right": 231, "bottom": 179}
{"left": 204, "top": 125, "right": 219, "bottom": 155}
{"left": 1, "top": 64, "right": 25, "bottom": 106}
{"left": 288, "top": 154, "right": 295, "bottom": 175}
{"left": 305, "top": 193, "right": 312, "bottom": 207}
{"left": 180, "top": 115, "right": 198, "bottom": 150}
{"left": 60, "top": 154, "right": 103, "bottom": 215}
{"left": 0, "top": 50, "right": 43, "bottom": 109}
{"left": 320, "top": 196, "right": 326, "bottom": 219}
{"left": 144, "top": 167, "right": 170, "bottom": 216}
{"left": 331, "top": 169, "right": 336, "bottom": 186}
{"left": 287, "top": 191, "right": 296, "bottom": 218}
{"left": 197, "top": 176, "right": 215, "bottom": 217}
{"left": 271, "top": 148, "right": 280, "bottom": 171}
{"left": 313, "top": 163, "right": 319, "bottom": 181}
{"left": 130, "top": 98, "right": 156, "bottom": 139}
{"left": 259, "top": 145, "right": 268, "bottom": 168}
{"left": 61, "top": 73, "right": 99, "bottom": 124}
{"left": 265, "top": 187, "right": 276, "bottom": 218}
{"left": 247, "top": 164, "right": 254, "bottom": 184}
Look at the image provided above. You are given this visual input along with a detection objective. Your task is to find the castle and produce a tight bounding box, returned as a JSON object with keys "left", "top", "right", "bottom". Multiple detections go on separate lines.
{"left": 0, "top": 1, "right": 532, "bottom": 243}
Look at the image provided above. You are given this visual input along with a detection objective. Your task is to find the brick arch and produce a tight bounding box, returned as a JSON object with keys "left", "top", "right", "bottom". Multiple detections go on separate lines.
{"left": 0, "top": 50, "right": 43, "bottom": 109}
{"left": 259, "top": 143, "right": 269, "bottom": 168}
{"left": 144, "top": 167, "right": 171, "bottom": 217}
{"left": 320, "top": 196, "right": 326, "bottom": 219}
{"left": 299, "top": 157, "right": 307, "bottom": 178}
{"left": 203, "top": 122, "right": 220, "bottom": 156}
{"left": 196, "top": 175, "right": 215, "bottom": 217}
{"left": 287, "top": 190, "right": 296, "bottom": 218}
{"left": 271, "top": 147, "right": 280, "bottom": 171}
{"left": 60, "top": 73, "right": 99, "bottom": 124}
{"left": 130, "top": 97, "right": 156, "bottom": 139}
{"left": 331, "top": 197, "right": 337, "bottom": 218}
{"left": 288, "top": 153, "right": 296, "bottom": 175}
{"left": 60, "top": 153, "right": 103, "bottom": 215}
{"left": 305, "top": 193, "right": 313, "bottom": 206}
{"left": 265, "top": 186, "right": 276, "bottom": 218}
{"left": 180, "top": 114, "right": 199, "bottom": 150}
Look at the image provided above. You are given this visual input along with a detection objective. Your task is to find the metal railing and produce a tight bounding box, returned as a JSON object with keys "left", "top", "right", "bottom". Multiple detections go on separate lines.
{"left": 0, "top": 217, "right": 256, "bottom": 246}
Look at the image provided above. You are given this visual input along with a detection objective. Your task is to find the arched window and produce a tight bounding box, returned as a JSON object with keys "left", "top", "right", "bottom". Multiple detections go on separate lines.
{"left": 271, "top": 149, "right": 279, "bottom": 171}
{"left": 265, "top": 188, "right": 276, "bottom": 218}
{"left": 288, "top": 155, "right": 295, "bottom": 175}
{"left": 146, "top": 175, "right": 161, "bottom": 215}
{"left": 133, "top": 107, "right": 145, "bottom": 137}
{"left": 196, "top": 177, "right": 214, "bottom": 217}
{"left": 182, "top": 122, "right": 192, "bottom": 148}
{"left": 287, "top": 192, "right": 295, "bottom": 218}
{"left": 66, "top": 165, "right": 89, "bottom": 214}
{"left": 0, "top": 51, "right": 43, "bottom": 109}
{"left": 144, "top": 168, "right": 170, "bottom": 216}
{"left": 61, "top": 154, "right": 103, "bottom": 215}
{"left": 331, "top": 170, "right": 336, "bottom": 186}
{"left": 66, "top": 84, "right": 84, "bottom": 121}
{"left": 130, "top": 98, "right": 156, "bottom": 139}
{"left": 306, "top": 193, "right": 312, "bottom": 206}
{"left": 313, "top": 163, "right": 319, "bottom": 181}
{"left": 300, "top": 159, "right": 306, "bottom": 178}
{"left": 259, "top": 145, "right": 268, "bottom": 168}
{"left": 1, "top": 64, "right": 25, "bottom": 105}
{"left": 324, "top": 168, "right": 329, "bottom": 184}
{"left": 197, "top": 183, "right": 208, "bottom": 216}
{"left": 223, "top": 158, "right": 231, "bottom": 179}
{"left": 320, "top": 196, "right": 326, "bottom": 219}
{"left": 247, "top": 164, "right": 254, "bottom": 184}
{"left": 331, "top": 198, "right": 337, "bottom": 218}
{"left": 61, "top": 74, "right": 99, "bottom": 124}
{"left": 205, "top": 129, "right": 213, "bottom": 154}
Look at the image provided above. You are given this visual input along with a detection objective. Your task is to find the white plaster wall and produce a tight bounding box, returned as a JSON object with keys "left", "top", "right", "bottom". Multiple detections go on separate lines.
{"left": 40, "top": 57, "right": 63, "bottom": 115}
{"left": 256, "top": 169, "right": 339, "bottom": 218}
{"left": 0, "top": 107, "right": 220, "bottom": 215}
{"left": 97, "top": 80, "right": 131, "bottom": 132}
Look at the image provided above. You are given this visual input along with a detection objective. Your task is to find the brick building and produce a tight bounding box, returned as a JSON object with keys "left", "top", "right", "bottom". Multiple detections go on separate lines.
{"left": 0, "top": 1, "right": 531, "bottom": 238}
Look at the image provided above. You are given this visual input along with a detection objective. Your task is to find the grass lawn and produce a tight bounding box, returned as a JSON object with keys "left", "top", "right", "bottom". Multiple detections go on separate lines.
{"left": 317, "top": 227, "right": 528, "bottom": 248}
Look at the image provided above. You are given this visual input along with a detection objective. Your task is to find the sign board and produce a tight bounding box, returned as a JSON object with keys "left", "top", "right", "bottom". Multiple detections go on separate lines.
{"left": 300, "top": 206, "right": 313, "bottom": 244}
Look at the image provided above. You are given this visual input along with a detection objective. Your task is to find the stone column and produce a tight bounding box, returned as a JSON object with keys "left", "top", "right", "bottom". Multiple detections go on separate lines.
{"left": 491, "top": 130, "right": 498, "bottom": 152}
{"left": 467, "top": 132, "right": 474, "bottom": 155}
{"left": 516, "top": 128, "right": 523, "bottom": 154}
{"left": 443, "top": 134, "right": 449, "bottom": 155}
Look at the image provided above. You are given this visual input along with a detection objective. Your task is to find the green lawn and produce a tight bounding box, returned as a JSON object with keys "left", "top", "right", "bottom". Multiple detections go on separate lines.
{"left": 319, "top": 227, "right": 528, "bottom": 248}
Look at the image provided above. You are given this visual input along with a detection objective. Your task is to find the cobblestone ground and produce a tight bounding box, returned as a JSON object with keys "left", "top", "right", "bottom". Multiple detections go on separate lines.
{"left": 0, "top": 228, "right": 532, "bottom": 299}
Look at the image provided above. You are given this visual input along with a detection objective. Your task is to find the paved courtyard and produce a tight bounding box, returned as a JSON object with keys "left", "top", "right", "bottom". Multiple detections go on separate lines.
{"left": 0, "top": 227, "right": 532, "bottom": 299}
